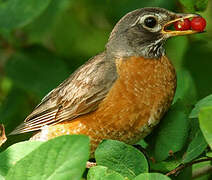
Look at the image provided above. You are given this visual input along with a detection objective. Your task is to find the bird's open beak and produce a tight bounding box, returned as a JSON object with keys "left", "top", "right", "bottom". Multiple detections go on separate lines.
{"left": 162, "top": 13, "right": 202, "bottom": 37}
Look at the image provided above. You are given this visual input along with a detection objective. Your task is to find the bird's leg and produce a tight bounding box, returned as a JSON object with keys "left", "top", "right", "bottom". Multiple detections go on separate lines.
{"left": 86, "top": 161, "right": 97, "bottom": 168}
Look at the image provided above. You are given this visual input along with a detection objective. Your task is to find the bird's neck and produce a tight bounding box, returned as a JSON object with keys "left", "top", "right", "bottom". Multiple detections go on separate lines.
{"left": 139, "top": 38, "right": 166, "bottom": 59}
{"left": 106, "top": 35, "right": 166, "bottom": 59}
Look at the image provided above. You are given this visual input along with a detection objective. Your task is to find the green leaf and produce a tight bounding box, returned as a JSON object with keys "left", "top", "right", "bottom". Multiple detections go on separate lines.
{"left": 199, "top": 107, "right": 212, "bottom": 148}
{"left": 151, "top": 101, "right": 189, "bottom": 161}
{"left": 6, "top": 135, "right": 89, "bottom": 180}
{"left": 195, "top": 0, "right": 209, "bottom": 11}
{"left": 179, "top": 0, "right": 195, "bottom": 12}
{"left": 182, "top": 128, "right": 207, "bottom": 163}
{"left": 95, "top": 140, "right": 148, "bottom": 179}
{"left": 206, "top": 151, "right": 212, "bottom": 157}
{"left": 133, "top": 173, "right": 171, "bottom": 180}
{"left": 23, "top": 0, "right": 71, "bottom": 44}
{"left": 166, "top": 36, "right": 189, "bottom": 70}
{"left": 52, "top": 8, "right": 107, "bottom": 58}
{"left": 0, "top": 0, "right": 51, "bottom": 30}
{"left": 173, "top": 69, "right": 197, "bottom": 107}
{"left": 149, "top": 159, "right": 181, "bottom": 173}
{"left": 173, "top": 166, "right": 192, "bottom": 180}
{"left": 183, "top": 40, "right": 212, "bottom": 99}
{"left": 179, "top": 0, "right": 208, "bottom": 12}
{"left": 87, "top": 166, "right": 125, "bottom": 180}
{"left": 0, "top": 88, "right": 29, "bottom": 134}
{"left": 88, "top": 166, "right": 108, "bottom": 180}
{"left": 102, "top": 173, "right": 125, "bottom": 180}
{"left": 192, "top": 160, "right": 211, "bottom": 180}
{"left": 0, "top": 141, "right": 43, "bottom": 177}
{"left": 136, "top": 139, "right": 148, "bottom": 149}
{"left": 6, "top": 48, "right": 69, "bottom": 98}
{"left": 0, "top": 174, "right": 4, "bottom": 180}
{"left": 189, "top": 94, "right": 212, "bottom": 118}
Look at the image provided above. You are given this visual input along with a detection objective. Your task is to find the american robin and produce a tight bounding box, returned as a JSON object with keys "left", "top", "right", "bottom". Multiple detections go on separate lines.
{"left": 10, "top": 7, "right": 201, "bottom": 154}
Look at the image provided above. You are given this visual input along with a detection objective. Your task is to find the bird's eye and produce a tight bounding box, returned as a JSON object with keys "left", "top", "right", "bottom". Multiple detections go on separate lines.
{"left": 144, "top": 17, "right": 157, "bottom": 28}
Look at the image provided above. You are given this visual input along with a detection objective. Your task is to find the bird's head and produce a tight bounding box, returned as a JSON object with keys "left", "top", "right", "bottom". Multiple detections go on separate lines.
{"left": 106, "top": 7, "right": 202, "bottom": 59}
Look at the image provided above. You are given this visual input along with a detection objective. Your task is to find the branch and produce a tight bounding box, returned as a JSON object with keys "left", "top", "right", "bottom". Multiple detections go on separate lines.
{"left": 166, "top": 157, "right": 212, "bottom": 176}
{"left": 192, "top": 165, "right": 212, "bottom": 179}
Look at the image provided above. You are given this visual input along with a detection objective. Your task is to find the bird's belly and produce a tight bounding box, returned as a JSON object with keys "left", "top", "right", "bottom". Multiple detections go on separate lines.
{"left": 31, "top": 56, "right": 176, "bottom": 153}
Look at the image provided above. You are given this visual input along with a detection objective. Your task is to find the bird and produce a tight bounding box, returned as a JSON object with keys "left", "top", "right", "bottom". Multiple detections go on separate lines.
{"left": 10, "top": 7, "right": 201, "bottom": 155}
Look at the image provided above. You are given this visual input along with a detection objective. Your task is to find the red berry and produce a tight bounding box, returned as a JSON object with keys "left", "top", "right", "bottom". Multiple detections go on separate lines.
{"left": 174, "top": 19, "right": 191, "bottom": 31}
{"left": 191, "top": 17, "right": 206, "bottom": 32}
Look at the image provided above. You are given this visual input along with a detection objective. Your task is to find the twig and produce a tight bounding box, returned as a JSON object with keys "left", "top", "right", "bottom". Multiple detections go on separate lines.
{"left": 166, "top": 157, "right": 212, "bottom": 176}
{"left": 192, "top": 165, "right": 212, "bottom": 179}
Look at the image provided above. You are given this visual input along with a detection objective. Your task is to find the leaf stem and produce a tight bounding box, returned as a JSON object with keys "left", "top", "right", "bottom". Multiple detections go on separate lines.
{"left": 192, "top": 165, "right": 212, "bottom": 179}
{"left": 166, "top": 157, "right": 212, "bottom": 176}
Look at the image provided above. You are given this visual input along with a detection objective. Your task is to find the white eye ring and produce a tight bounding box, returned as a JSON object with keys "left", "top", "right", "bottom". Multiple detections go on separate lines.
{"left": 132, "top": 15, "right": 162, "bottom": 32}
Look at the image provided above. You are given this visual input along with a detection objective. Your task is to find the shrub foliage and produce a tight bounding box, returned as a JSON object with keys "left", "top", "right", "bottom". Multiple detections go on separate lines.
{"left": 0, "top": 0, "right": 211, "bottom": 179}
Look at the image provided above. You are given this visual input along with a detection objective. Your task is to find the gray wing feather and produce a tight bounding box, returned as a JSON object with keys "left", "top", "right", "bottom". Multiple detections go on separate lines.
{"left": 10, "top": 52, "right": 117, "bottom": 135}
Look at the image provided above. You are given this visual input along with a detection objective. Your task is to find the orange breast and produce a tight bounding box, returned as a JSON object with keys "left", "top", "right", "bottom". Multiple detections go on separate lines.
{"left": 31, "top": 56, "right": 176, "bottom": 153}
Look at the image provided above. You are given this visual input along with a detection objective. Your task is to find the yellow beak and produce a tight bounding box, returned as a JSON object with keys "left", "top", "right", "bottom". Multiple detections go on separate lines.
{"left": 162, "top": 13, "right": 203, "bottom": 37}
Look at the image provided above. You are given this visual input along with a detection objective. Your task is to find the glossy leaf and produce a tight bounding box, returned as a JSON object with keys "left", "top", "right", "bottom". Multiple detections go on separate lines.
{"left": 182, "top": 128, "right": 207, "bottom": 163}
{"left": 179, "top": 0, "right": 195, "bottom": 12}
{"left": 189, "top": 94, "right": 212, "bottom": 118}
{"left": 206, "top": 151, "right": 212, "bottom": 157}
{"left": 133, "top": 173, "right": 171, "bottom": 180}
{"left": 173, "top": 167, "right": 192, "bottom": 180}
{"left": 195, "top": 0, "right": 209, "bottom": 11}
{"left": 173, "top": 69, "right": 197, "bottom": 107}
{"left": 0, "top": 141, "right": 43, "bottom": 177}
{"left": 184, "top": 41, "right": 212, "bottom": 99}
{"left": 199, "top": 107, "right": 212, "bottom": 148}
{"left": 6, "top": 135, "right": 89, "bottom": 180}
{"left": 0, "top": 0, "right": 51, "bottom": 30}
{"left": 24, "top": 0, "right": 71, "bottom": 44}
{"left": 166, "top": 36, "right": 188, "bottom": 70}
{"left": 95, "top": 140, "right": 148, "bottom": 179}
{"left": 0, "top": 88, "right": 29, "bottom": 134}
{"left": 179, "top": 0, "right": 208, "bottom": 12}
{"left": 87, "top": 166, "right": 125, "bottom": 180}
{"left": 136, "top": 139, "right": 148, "bottom": 149}
{"left": 149, "top": 159, "right": 181, "bottom": 173}
{"left": 192, "top": 160, "right": 211, "bottom": 180}
{"left": 0, "top": 174, "right": 4, "bottom": 180}
{"left": 102, "top": 174, "right": 125, "bottom": 180}
{"left": 52, "top": 10, "right": 107, "bottom": 58}
{"left": 6, "top": 49, "right": 69, "bottom": 98}
{"left": 151, "top": 101, "right": 189, "bottom": 161}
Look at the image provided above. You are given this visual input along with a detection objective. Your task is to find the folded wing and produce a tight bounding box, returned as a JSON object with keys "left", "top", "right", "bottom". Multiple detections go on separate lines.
{"left": 10, "top": 53, "right": 117, "bottom": 135}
